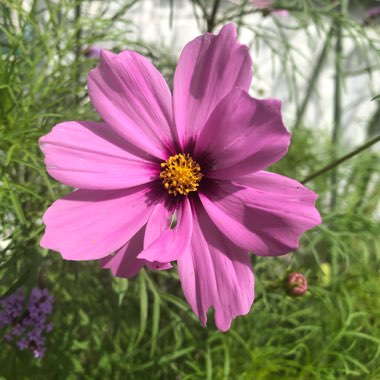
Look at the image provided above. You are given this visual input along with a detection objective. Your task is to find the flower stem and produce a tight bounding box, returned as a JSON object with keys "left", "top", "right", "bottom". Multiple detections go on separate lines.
{"left": 294, "top": 26, "right": 334, "bottom": 130}
{"left": 75, "top": 1, "right": 82, "bottom": 104}
{"left": 236, "top": 0, "right": 250, "bottom": 35}
{"left": 207, "top": 0, "right": 221, "bottom": 32}
{"left": 330, "top": 0, "right": 347, "bottom": 210}
{"left": 301, "top": 134, "right": 380, "bottom": 185}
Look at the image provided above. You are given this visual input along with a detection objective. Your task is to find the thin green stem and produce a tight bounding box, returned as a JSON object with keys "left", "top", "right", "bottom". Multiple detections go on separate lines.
{"left": 301, "top": 134, "right": 380, "bottom": 185}
{"left": 343, "top": 104, "right": 380, "bottom": 211}
{"left": 169, "top": 0, "right": 174, "bottom": 28}
{"left": 75, "top": 0, "right": 82, "bottom": 103}
{"left": 207, "top": 0, "right": 221, "bottom": 32}
{"left": 236, "top": 0, "right": 250, "bottom": 35}
{"left": 192, "top": 0, "right": 208, "bottom": 31}
{"left": 294, "top": 26, "right": 334, "bottom": 130}
{"left": 367, "top": 104, "right": 380, "bottom": 138}
{"left": 330, "top": 0, "right": 347, "bottom": 210}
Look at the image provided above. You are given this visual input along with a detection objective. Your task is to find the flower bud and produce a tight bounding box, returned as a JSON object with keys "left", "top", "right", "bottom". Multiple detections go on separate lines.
{"left": 287, "top": 272, "right": 308, "bottom": 297}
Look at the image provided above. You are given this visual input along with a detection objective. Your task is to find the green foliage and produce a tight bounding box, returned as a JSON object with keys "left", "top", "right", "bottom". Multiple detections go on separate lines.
{"left": 1, "top": 0, "right": 380, "bottom": 379}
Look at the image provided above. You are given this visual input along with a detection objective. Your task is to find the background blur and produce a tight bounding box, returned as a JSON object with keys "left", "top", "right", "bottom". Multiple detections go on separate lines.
{"left": 1, "top": 1, "right": 380, "bottom": 379}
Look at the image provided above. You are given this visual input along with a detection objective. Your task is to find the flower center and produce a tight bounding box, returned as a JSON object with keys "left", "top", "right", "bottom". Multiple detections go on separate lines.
{"left": 160, "top": 153, "right": 203, "bottom": 196}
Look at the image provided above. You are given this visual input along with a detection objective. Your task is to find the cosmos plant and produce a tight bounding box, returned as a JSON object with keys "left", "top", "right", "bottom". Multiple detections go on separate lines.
{"left": 39, "top": 24, "right": 321, "bottom": 331}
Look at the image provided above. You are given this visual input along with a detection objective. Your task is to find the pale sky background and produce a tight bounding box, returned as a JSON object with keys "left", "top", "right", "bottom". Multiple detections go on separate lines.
{"left": 84, "top": 0, "right": 379, "bottom": 147}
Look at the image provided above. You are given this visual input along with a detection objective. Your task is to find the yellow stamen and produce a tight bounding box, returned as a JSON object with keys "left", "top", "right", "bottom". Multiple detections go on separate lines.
{"left": 160, "top": 153, "right": 203, "bottom": 196}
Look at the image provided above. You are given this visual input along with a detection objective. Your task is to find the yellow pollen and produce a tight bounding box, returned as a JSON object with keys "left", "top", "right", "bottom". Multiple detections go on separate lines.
{"left": 160, "top": 153, "right": 203, "bottom": 196}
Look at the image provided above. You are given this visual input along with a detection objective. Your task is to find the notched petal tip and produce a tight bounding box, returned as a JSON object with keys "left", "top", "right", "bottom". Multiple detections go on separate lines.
{"left": 38, "top": 121, "right": 158, "bottom": 190}
{"left": 197, "top": 89, "right": 291, "bottom": 178}
{"left": 98, "top": 48, "right": 117, "bottom": 66}
{"left": 40, "top": 187, "right": 155, "bottom": 261}
{"left": 173, "top": 23, "right": 253, "bottom": 148}
{"left": 177, "top": 205, "right": 254, "bottom": 332}
{"left": 201, "top": 172, "right": 321, "bottom": 257}
{"left": 219, "top": 22, "right": 238, "bottom": 38}
{"left": 146, "top": 261, "right": 173, "bottom": 271}
{"left": 87, "top": 46, "right": 175, "bottom": 160}
{"left": 138, "top": 198, "right": 193, "bottom": 263}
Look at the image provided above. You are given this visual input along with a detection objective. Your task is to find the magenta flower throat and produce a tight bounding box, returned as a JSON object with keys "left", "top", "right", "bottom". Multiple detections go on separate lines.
{"left": 39, "top": 23, "right": 321, "bottom": 331}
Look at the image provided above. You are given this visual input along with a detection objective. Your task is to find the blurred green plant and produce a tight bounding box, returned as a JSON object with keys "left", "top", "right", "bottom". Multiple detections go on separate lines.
{"left": 1, "top": 0, "right": 380, "bottom": 379}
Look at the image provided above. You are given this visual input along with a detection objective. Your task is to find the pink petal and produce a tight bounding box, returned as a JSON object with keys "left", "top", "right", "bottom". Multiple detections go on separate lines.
{"left": 252, "top": 0, "right": 273, "bottom": 8}
{"left": 39, "top": 121, "right": 159, "bottom": 190}
{"left": 88, "top": 49, "right": 177, "bottom": 160}
{"left": 177, "top": 202, "right": 254, "bottom": 332}
{"left": 100, "top": 226, "right": 146, "bottom": 278}
{"left": 195, "top": 89, "right": 290, "bottom": 179}
{"left": 145, "top": 261, "right": 173, "bottom": 271}
{"left": 200, "top": 171, "right": 321, "bottom": 256}
{"left": 173, "top": 23, "right": 252, "bottom": 148}
{"left": 41, "top": 185, "right": 159, "bottom": 260}
{"left": 252, "top": 0, "right": 289, "bottom": 16}
{"left": 273, "top": 10, "right": 289, "bottom": 16}
{"left": 138, "top": 198, "right": 192, "bottom": 262}
{"left": 100, "top": 226, "right": 171, "bottom": 278}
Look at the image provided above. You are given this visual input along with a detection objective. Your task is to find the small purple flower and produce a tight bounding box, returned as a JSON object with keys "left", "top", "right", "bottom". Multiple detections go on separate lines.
{"left": 33, "top": 347, "right": 46, "bottom": 359}
{"left": 17, "top": 338, "right": 28, "bottom": 350}
{"left": 4, "top": 331, "right": 13, "bottom": 342}
{"left": 287, "top": 272, "right": 308, "bottom": 296}
{"left": 366, "top": 6, "right": 380, "bottom": 19}
{"left": 12, "top": 324, "right": 23, "bottom": 336}
{"left": 364, "top": 6, "right": 380, "bottom": 24}
{"left": 253, "top": 0, "right": 272, "bottom": 8}
{"left": 46, "top": 322, "right": 53, "bottom": 332}
{"left": 0, "top": 287, "right": 54, "bottom": 359}
{"left": 85, "top": 46, "right": 102, "bottom": 59}
{"left": 252, "top": 0, "right": 289, "bottom": 16}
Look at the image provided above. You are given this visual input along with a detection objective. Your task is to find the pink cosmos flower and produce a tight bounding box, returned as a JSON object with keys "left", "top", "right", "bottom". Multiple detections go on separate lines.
{"left": 39, "top": 24, "right": 321, "bottom": 331}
